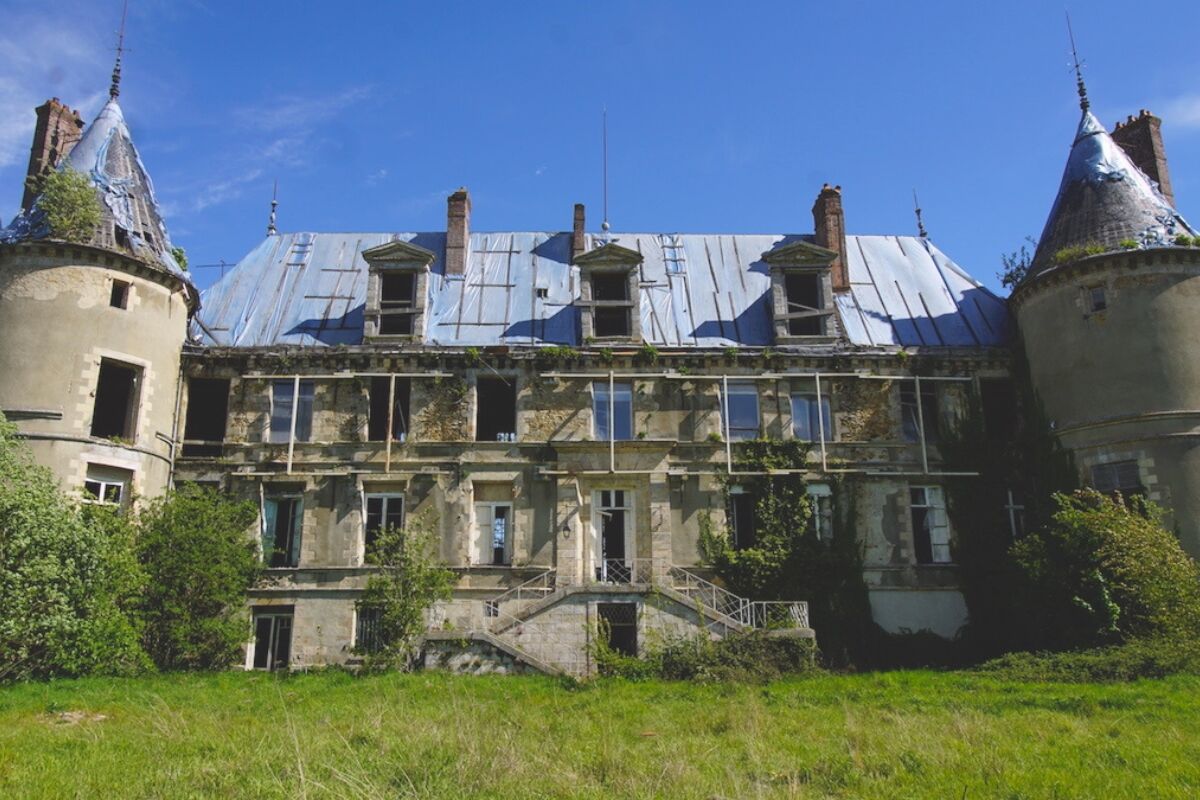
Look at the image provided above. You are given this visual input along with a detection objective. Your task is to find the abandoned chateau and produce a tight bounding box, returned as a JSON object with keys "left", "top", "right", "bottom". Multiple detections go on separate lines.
{"left": 2, "top": 66, "right": 1198, "bottom": 676}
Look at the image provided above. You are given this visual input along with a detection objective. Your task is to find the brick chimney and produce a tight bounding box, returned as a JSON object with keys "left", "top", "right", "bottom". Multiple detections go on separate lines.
{"left": 812, "top": 184, "right": 849, "bottom": 292}
{"left": 1112, "top": 110, "right": 1174, "bottom": 207}
{"left": 22, "top": 97, "right": 85, "bottom": 212}
{"left": 445, "top": 187, "right": 471, "bottom": 277}
{"left": 571, "top": 203, "right": 586, "bottom": 263}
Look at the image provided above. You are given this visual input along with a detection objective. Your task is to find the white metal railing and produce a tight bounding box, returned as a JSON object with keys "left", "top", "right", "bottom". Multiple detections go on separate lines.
{"left": 666, "top": 564, "right": 751, "bottom": 625}
{"left": 593, "top": 558, "right": 661, "bottom": 585}
{"left": 747, "top": 600, "right": 810, "bottom": 630}
{"left": 487, "top": 569, "right": 557, "bottom": 615}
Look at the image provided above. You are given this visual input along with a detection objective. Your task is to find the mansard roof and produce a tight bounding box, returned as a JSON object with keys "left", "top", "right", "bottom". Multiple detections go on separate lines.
{"left": 1030, "top": 111, "right": 1196, "bottom": 274}
{"left": 2, "top": 98, "right": 191, "bottom": 287}
{"left": 194, "top": 230, "right": 1009, "bottom": 350}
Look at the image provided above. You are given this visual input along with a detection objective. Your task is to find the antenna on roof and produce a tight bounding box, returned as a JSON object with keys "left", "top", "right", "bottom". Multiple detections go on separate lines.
{"left": 110, "top": 0, "right": 130, "bottom": 100}
{"left": 267, "top": 180, "right": 278, "bottom": 236}
{"left": 913, "top": 190, "right": 928, "bottom": 238}
{"left": 601, "top": 106, "right": 611, "bottom": 243}
{"left": 1066, "top": 11, "right": 1089, "bottom": 112}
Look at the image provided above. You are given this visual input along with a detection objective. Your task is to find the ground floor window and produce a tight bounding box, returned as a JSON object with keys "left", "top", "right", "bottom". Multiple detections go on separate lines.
{"left": 1090, "top": 460, "right": 1144, "bottom": 499}
{"left": 728, "top": 486, "right": 757, "bottom": 549}
{"left": 597, "top": 602, "right": 638, "bottom": 657}
{"left": 83, "top": 464, "right": 132, "bottom": 509}
{"left": 354, "top": 606, "right": 383, "bottom": 654}
{"left": 251, "top": 611, "right": 293, "bottom": 671}
{"left": 473, "top": 502, "right": 513, "bottom": 566}
{"left": 910, "top": 486, "right": 952, "bottom": 564}
{"left": 364, "top": 494, "right": 404, "bottom": 557}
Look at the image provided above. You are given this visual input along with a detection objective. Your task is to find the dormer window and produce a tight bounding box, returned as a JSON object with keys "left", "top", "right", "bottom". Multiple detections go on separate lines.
{"left": 763, "top": 240, "right": 839, "bottom": 344}
{"left": 574, "top": 242, "right": 643, "bottom": 342}
{"left": 361, "top": 240, "right": 436, "bottom": 340}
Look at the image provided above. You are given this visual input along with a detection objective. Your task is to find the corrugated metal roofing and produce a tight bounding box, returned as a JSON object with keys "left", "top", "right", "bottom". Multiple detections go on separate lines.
{"left": 194, "top": 231, "right": 1010, "bottom": 349}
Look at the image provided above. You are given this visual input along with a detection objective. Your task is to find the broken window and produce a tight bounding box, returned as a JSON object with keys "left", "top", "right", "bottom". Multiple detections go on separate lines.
{"left": 591, "top": 273, "right": 633, "bottom": 338}
{"left": 182, "top": 378, "right": 230, "bottom": 457}
{"left": 364, "top": 494, "right": 404, "bottom": 556}
{"left": 355, "top": 606, "right": 383, "bottom": 654}
{"left": 785, "top": 273, "right": 824, "bottom": 335}
{"left": 90, "top": 359, "right": 141, "bottom": 440}
{"left": 791, "top": 392, "right": 832, "bottom": 442}
{"left": 378, "top": 273, "right": 416, "bottom": 335}
{"left": 1091, "top": 461, "right": 1144, "bottom": 499}
{"left": 593, "top": 381, "right": 633, "bottom": 440}
{"left": 262, "top": 496, "right": 302, "bottom": 568}
{"left": 597, "top": 602, "right": 638, "bottom": 657}
{"left": 728, "top": 487, "right": 757, "bottom": 549}
{"left": 109, "top": 279, "right": 130, "bottom": 309}
{"left": 269, "top": 380, "right": 314, "bottom": 443}
{"left": 910, "top": 486, "right": 951, "bottom": 564}
{"left": 900, "top": 382, "right": 939, "bottom": 444}
{"left": 82, "top": 464, "right": 131, "bottom": 508}
{"left": 476, "top": 377, "right": 517, "bottom": 442}
{"left": 721, "top": 381, "right": 760, "bottom": 440}
{"left": 473, "top": 503, "right": 512, "bottom": 565}
{"left": 807, "top": 483, "right": 834, "bottom": 540}
{"left": 251, "top": 610, "right": 293, "bottom": 671}
{"left": 367, "top": 377, "right": 410, "bottom": 442}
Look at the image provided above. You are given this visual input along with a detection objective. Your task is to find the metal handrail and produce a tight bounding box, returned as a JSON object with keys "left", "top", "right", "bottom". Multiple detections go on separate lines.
{"left": 488, "top": 568, "right": 557, "bottom": 612}
{"left": 747, "top": 600, "right": 810, "bottom": 630}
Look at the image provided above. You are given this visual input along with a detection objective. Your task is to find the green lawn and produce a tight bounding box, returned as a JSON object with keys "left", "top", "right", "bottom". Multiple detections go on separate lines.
{"left": 0, "top": 671, "right": 1196, "bottom": 799}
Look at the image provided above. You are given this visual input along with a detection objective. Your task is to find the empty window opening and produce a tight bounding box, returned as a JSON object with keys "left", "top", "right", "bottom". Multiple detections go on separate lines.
{"left": 979, "top": 379, "right": 1017, "bottom": 442}
{"left": 182, "top": 378, "right": 230, "bottom": 457}
{"left": 594, "top": 490, "right": 632, "bottom": 582}
{"left": 900, "top": 382, "right": 939, "bottom": 444}
{"left": 474, "top": 502, "right": 512, "bottom": 566}
{"left": 364, "top": 494, "right": 404, "bottom": 556}
{"left": 109, "top": 279, "right": 130, "bottom": 309}
{"left": 791, "top": 392, "right": 832, "bottom": 442}
{"left": 379, "top": 273, "right": 416, "bottom": 335}
{"left": 594, "top": 306, "right": 631, "bottom": 338}
{"left": 354, "top": 606, "right": 383, "bottom": 654}
{"left": 269, "top": 380, "right": 314, "bottom": 443}
{"left": 1089, "top": 286, "right": 1107, "bottom": 312}
{"left": 729, "top": 487, "right": 757, "bottom": 549}
{"left": 535, "top": 287, "right": 549, "bottom": 299}
{"left": 597, "top": 602, "right": 638, "bottom": 657}
{"left": 252, "top": 611, "right": 293, "bottom": 671}
{"left": 262, "top": 496, "right": 302, "bottom": 568}
{"left": 807, "top": 483, "right": 834, "bottom": 540}
{"left": 910, "top": 486, "right": 951, "bottom": 564}
{"left": 484, "top": 600, "right": 500, "bottom": 618}
{"left": 594, "top": 381, "right": 633, "bottom": 440}
{"left": 592, "top": 273, "right": 629, "bottom": 301}
{"left": 476, "top": 377, "right": 517, "bottom": 441}
{"left": 90, "top": 359, "right": 141, "bottom": 440}
{"left": 1091, "top": 461, "right": 1144, "bottom": 499}
{"left": 114, "top": 226, "right": 129, "bottom": 248}
{"left": 721, "top": 381, "right": 760, "bottom": 440}
{"left": 785, "top": 273, "right": 824, "bottom": 336}
{"left": 367, "top": 377, "right": 410, "bottom": 442}
{"left": 82, "top": 464, "right": 131, "bottom": 508}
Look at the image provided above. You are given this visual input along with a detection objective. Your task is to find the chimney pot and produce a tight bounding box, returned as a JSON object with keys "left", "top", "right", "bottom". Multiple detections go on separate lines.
{"left": 445, "top": 188, "right": 471, "bottom": 276}
{"left": 571, "top": 203, "right": 586, "bottom": 263}
{"left": 1111, "top": 110, "right": 1175, "bottom": 207}
{"left": 813, "top": 183, "right": 850, "bottom": 292}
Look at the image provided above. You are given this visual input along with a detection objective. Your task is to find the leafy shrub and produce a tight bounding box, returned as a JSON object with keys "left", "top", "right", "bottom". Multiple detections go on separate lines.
{"left": 1118, "top": 238, "right": 1139, "bottom": 250}
{"left": 33, "top": 167, "right": 101, "bottom": 243}
{"left": 136, "top": 485, "right": 260, "bottom": 670}
{"left": 1052, "top": 243, "right": 1106, "bottom": 265}
{"left": 977, "top": 636, "right": 1200, "bottom": 682}
{"left": 1175, "top": 234, "right": 1197, "bottom": 247}
{"left": 658, "top": 632, "right": 817, "bottom": 682}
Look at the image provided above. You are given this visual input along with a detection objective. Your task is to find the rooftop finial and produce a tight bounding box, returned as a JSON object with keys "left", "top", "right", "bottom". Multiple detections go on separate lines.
{"left": 267, "top": 180, "right": 278, "bottom": 236}
{"left": 1066, "top": 11, "right": 1089, "bottom": 112}
{"left": 913, "top": 189, "right": 928, "bottom": 238}
{"left": 110, "top": 0, "right": 129, "bottom": 100}
{"left": 601, "top": 106, "right": 611, "bottom": 243}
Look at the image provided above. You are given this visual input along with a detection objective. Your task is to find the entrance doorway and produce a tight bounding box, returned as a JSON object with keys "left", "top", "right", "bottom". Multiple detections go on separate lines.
{"left": 597, "top": 602, "right": 638, "bottom": 657}
{"left": 252, "top": 611, "right": 293, "bottom": 671}
{"left": 593, "top": 490, "right": 633, "bottom": 582}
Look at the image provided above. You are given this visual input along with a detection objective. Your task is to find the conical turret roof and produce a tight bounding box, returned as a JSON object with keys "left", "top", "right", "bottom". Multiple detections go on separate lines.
{"left": 2, "top": 97, "right": 190, "bottom": 284}
{"left": 1030, "top": 111, "right": 1195, "bottom": 274}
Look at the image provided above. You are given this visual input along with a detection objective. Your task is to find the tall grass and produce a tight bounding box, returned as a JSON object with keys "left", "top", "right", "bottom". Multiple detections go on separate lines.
{"left": 0, "top": 671, "right": 1198, "bottom": 798}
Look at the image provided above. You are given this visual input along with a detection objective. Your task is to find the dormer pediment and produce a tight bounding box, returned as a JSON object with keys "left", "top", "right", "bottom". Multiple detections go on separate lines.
{"left": 361, "top": 239, "right": 437, "bottom": 269}
{"left": 762, "top": 239, "right": 838, "bottom": 268}
{"left": 574, "top": 241, "right": 643, "bottom": 269}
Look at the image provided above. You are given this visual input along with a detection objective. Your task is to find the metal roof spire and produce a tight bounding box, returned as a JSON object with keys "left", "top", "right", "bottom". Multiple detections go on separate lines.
{"left": 267, "top": 180, "right": 278, "bottom": 236}
{"left": 913, "top": 189, "right": 928, "bottom": 238}
{"left": 110, "top": 0, "right": 129, "bottom": 100}
{"left": 1066, "top": 11, "right": 1089, "bottom": 112}
{"left": 600, "top": 106, "right": 611, "bottom": 243}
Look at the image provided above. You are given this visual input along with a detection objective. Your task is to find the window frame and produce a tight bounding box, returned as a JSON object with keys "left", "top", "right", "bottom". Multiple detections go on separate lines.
{"left": 720, "top": 380, "right": 761, "bottom": 441}
{"left": 269, "top": 379, "right": 315, "bottom": 444}
{"left": 791, "top": 392, "right": 832, "bottom": 443}
{"left": 475, "top": 376, "right": 518, "bottom": 442}
{"left": 473, "top": 501, "right": 514, "bottom": 566}
{"left": 806, "top": 483, "right": 834, "bottom": 540}
{"left": 109, "top": 279, "right": 131, "bottom": 309}
{"left": 367, "top": 376, "right": 410, "bottom": 443}
{"left": 1090, "top": 460, "right": 1144, "bottom": 498}
{"left": 783, "top": 272, "right": 826, "bottom": 336}
{"left": 249, "top": 610, "right": 293, "bottom": 671}
{"left": 378, "top": 272, "right": 418, "bottom": 335}
{"left": 593, "top": 380, "right": 634, "bottom": 441}
{"left": 900, "top": 380, "right": 939, "bottom": 445}
{"left": 261, "top": 494, "right": 303, "bottom": 568}
{"left": 728, "top": 486, "right": 757, "bottom": 550}
{"left": 90, "top": 358, "right": 142, "bottom": 441}
{"left": 910, "top": 485, "right": 952, "bottom": 565}
{"left": 363, "top": 493, "right": 405, "bottom": 560}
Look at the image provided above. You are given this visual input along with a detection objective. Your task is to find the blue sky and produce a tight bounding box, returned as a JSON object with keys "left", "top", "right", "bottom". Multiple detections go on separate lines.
{"left": 2, "top": 0, "right": 1198, "bottom": 294}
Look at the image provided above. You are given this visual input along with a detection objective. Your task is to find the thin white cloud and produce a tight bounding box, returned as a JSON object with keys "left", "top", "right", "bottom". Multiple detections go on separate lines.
{"left": 366, "top": 168, "right": 388, "bottom": 185}
{"left": 193, "top": 168, "right": 264, "bottom": 212}
{"left": 1163, "top": 95, "right": 1200, "bottom": 131}
{"left": 233, "top": 86, "right": 373, "bottom": 133}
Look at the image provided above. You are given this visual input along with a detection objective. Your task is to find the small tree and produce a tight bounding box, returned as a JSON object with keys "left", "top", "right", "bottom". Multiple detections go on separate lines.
{"left": 32, "top": 167, "right": 101, "bottom": 244}
{"left": 1012, "top": 490, "right": 1200, "bottom": 648}
{"left": 136, "top": 485, "right": 261, "bottom": 670}
{"left": 997, "top": 236, "right": 1037, "bottom": 291}
{"left": 357, "top": 509, "right": 456, "bottom": 670}
{"left": 169, "top": 246, "right": 188, "bottom": 271}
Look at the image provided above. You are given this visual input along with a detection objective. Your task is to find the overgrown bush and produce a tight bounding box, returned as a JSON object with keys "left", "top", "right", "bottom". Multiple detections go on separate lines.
{"left": 1012, "top": 490, "right": 1200, "bottom": 649}
{"left": 136, "top": 485, "right": 260, "bottom": 670}
{"left": 32, "top": 167, "right": 101, "bottom": 243}
{"left": 977, "top": 636, "right": 1200, "bottom": 682}
{"left": 593, "top": 629, "right": 818, "bottom": 682}
{"left": 0, "top": 413, "right": 148, "bottom": 680}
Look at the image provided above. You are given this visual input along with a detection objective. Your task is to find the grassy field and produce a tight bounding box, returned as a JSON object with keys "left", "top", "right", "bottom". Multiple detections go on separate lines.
{"left": 0, "top": 671, "right": 1197, "bottom": 799}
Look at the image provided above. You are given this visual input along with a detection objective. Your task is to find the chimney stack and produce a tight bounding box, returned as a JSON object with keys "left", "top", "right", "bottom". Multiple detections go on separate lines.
{"left": 1112, "top": 109, "right": 1175, "bottom": 207}
{"left": 445, "top": 187, "right": 471, "bottom": 277}
{"left": 813, "top": 184, "right": 849, "bottom": 292}
{"left": 22, "top": 97, "right": 85, "bottom": 212}
{"left": 571, "top": 203, "right": 586, "bottom": 263}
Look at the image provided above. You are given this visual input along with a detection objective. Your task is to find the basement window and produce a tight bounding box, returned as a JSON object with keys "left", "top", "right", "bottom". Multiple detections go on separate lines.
{"left": 910, "top": 486, "right": 952, "bottom": 564}
{"left": 593, "top": 381, "right": 633, "bottom": 440}
{"left": 90, "top": 359, "right": 141, "bottom": 441}
{"left": 269, "top": 380, "right": 314, "bottom": 443}
{"left": 109, "top": 279, "right": 130, "bottom": 309}
{"left": 262, "top": 496, "right": 303, "bottom": 568}
{"left": 476, "top": 377, "right": 517, "bottom": 442}
{"left": 367, "top": 377, "right": 410, "bottom": 442}
{"left": 1091, "top": 461, "right": 1144, "bottom": 499}
{"left": 354, "top": 606, "right": 383, "bottom": 654}
{"left": 379, "top": 273, "right": 416, "bottom": 335}
{"left": 82, "top": 464, "right": 132, "bottom": 508}
{"left": 785, "top": 273, "right": 825, "bottom": 335}
{"left": 900, "top": 382, "right": 939, "bottom": 444}
{"left": 597, "top": 602, "right": 638, "bottom": 657}
{"left": 182, "top": 378, "right": 230, "bottom": 457}
{"left": 720, "top": 381, "right": 760, "bottom": 440}
{"left": 251, "top": 610, "right": 293, "bottom": 671}
{"left": 728, "top": 487, "right": 757, "bottom": 550}
{"left": 364, "top": 494, "right": 404, "bottom": 556}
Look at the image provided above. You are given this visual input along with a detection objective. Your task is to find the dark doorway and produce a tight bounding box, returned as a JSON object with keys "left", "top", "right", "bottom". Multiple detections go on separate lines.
{"left": 182, "top": 378, "right": 230, "bottom": 456}
{"left": 91, "top": 359, "right": 140, "bottom": 439}
{"left": 597, "top": 489, "right": 627, "bottom": 581}
{"left": 252, "top": 612, "right": 293, "bottom": 671}
{"left": 597, "top": 603, "right": 638, "bottom": 657}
